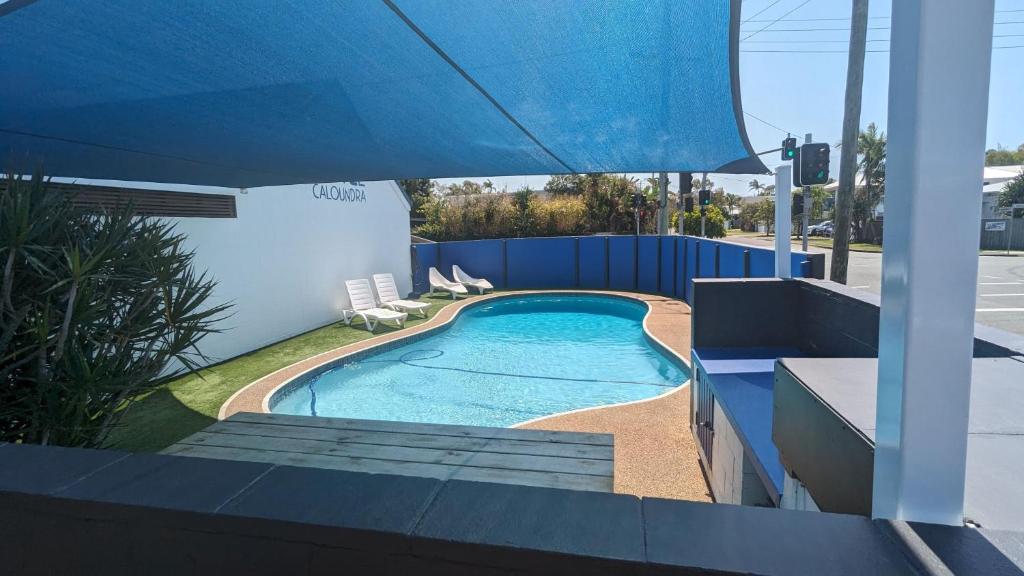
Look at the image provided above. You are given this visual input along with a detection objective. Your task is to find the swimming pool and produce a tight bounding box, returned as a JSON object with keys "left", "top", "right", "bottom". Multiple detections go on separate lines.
{"left": 269, "top": 294, "right": 690, "bottom": 427}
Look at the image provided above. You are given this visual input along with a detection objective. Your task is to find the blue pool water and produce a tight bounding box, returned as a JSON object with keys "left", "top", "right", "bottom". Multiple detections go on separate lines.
{"left": 270, "top": 294, "right": 690, "bottom": 427}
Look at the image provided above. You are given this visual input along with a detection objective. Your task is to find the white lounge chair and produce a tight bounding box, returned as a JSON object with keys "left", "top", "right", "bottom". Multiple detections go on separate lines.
{"left": 373, "top": 273, "right": 431, "bottom": 318}
{"left": 452, "top": 264, "right": 493, "bottom": 294}
{"left": 428, "top": 267, "right": 468, "bottom": 299}
{"left": 343, "top": 279, "right": 408, "bottom": 332}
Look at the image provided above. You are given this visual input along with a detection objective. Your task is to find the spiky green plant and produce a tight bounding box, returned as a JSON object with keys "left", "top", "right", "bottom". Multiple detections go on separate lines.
{"left": 0, "top": 173, "right": 230, "bottom": 447}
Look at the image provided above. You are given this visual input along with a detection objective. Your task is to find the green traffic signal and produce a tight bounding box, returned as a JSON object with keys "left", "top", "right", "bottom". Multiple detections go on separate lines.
{"left": 786, "top": 150, "right": 795, "bottom": 158}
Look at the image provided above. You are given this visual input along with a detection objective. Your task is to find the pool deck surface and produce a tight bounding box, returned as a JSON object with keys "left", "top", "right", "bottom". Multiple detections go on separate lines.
{"left": 219, "top": 290, "right": 711, "bottom": 502}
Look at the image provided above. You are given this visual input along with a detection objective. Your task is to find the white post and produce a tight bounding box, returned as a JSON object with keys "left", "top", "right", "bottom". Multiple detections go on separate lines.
{"left": 873, "top": 0, "right": 995, "bottom": 525}
{"left": 774, "top": 165, "right": 792, "bottom": 278}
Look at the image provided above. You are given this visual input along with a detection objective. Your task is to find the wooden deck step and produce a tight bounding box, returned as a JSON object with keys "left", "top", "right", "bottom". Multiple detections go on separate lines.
{"left": 163, "top": 412, "right": 614, "bottom": 492}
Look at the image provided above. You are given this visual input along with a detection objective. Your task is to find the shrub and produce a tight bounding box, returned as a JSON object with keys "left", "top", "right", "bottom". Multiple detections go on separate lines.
{"left": 681, "top": 205, "right": 727, "bottom": 238}
{"left": 0, "top": 173, "right": 230, "bottom": 447}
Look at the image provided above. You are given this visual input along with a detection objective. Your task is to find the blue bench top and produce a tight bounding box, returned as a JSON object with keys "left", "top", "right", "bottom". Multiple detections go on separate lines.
{"left": 692, "top": 347, "right": 806, "bottom": 499}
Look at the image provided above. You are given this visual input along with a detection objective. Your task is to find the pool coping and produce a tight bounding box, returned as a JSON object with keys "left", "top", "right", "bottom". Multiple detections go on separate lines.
{"left": 218, "top": 290, "right": 692, "bottom": 422}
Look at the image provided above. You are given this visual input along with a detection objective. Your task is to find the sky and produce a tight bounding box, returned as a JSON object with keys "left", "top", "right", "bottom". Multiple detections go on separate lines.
{"left": 436, "top": 0, "right": 1024, "bottom": 197}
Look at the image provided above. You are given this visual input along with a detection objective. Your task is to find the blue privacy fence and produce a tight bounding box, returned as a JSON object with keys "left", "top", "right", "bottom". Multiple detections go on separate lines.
{"left": 411, "top": 236, "right": 825, "bottom": 304}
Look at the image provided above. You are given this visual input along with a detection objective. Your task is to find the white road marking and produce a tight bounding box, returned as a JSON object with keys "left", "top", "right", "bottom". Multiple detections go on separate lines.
{"left": 850, "top": 285, "right": 870, "bottom": 289}
{"left": 979, "top": 282, "right": 1022, "bottom": 286}
{"left": 981, "top": 293, "right": 1024, "bottom": 297}
{"left": 975, "top": 308, "right": 1024, "bottom": 312}
{"left": 982, "top": 275, "right": 1003, "bottom": 279}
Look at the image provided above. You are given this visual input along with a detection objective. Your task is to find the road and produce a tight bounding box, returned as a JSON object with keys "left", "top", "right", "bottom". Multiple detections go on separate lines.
{"left": 724, "top": 235, "right": 1024, "bottom": 337}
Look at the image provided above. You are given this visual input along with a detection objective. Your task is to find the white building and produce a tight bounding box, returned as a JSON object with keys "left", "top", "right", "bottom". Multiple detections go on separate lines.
{"left": 51, "top": 178, "right": 412, "bottom": 364}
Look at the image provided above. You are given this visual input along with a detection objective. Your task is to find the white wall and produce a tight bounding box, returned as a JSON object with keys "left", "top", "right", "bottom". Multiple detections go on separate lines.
{"left": 62, "top": 178, "right": 411, "bottom": 364}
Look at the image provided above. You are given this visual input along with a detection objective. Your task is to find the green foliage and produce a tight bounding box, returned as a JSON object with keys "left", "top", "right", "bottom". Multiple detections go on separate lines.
{"left": 397, "top": 178, "right": 434, "bottom": 217}
{"left": 986, "top": 144, "right": 1024, "bottom": 167}
{"left": 999, "top": 172, "right": 1024, "bottom": 208}
{"left": 853, "top": 122, "right": 886, "bottom": 243}
{"left": 680, "top": 205, "right": 727, "bottom": 238}
{"left": 737, "top": 197, "right": 775, "bottom": 233}
{"left": 0, "top": 173, "right": 230, "bottom": 447}
{"left": 416, "top": 174, "right": 663, "bottom": 240}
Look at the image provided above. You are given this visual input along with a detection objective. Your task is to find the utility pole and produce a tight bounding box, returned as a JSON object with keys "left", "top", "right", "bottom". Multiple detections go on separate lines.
{"left": 657, "top": 171, "right": 669, "bottom": 235}
{"left": 831, "top": 0, "right": 870, "bottom": 283}
{"left": 700, "top": 172, "right": 708, "bottom": 237}
{"left": 802, "top": 133, "right": 812, "bottom": 251}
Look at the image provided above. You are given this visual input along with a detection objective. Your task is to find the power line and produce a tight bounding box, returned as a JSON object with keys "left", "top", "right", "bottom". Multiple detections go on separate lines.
{"left": 743, "top": 111, "right": 800, "bottom": 136}
{"left": 742, "top": 21, "right": 1024, "bottom": 33}
{"left": 741, "top": 8, "right": 1023, "bottom": 24}
{"left": 742, "top": 45, "right": 1024, "bottom": 54}
{"left": 742, "top": 0, "right": 816, "bottom": 42}
{"left": 743, "top": 34, "right": 1024, "bottom": 44}
{"left": 742, "top": 0, "right": 786, "bottom": 23}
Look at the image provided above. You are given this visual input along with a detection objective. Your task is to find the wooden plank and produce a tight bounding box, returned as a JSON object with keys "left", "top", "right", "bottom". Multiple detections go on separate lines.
{"left": 227, "top": 412, "right": 613, "bottom": 446}
{"left": 175, "top": 431, "right": 612, "bottom": 477}
{"left": 204, "top": 420, "right": 613, "bottom": 461}
{"left": 164, "top": 444, "right": 611, "bottom": 492}
{"left": 162, "top": 443, "right": 455, "bottom": 480}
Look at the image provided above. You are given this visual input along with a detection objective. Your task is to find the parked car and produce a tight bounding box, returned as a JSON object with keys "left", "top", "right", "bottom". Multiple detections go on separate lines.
{"left": 808, "top": 221, "right": 833, "bottom": 237}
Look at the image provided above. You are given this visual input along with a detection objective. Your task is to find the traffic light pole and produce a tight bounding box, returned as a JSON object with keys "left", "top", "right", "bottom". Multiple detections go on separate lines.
{"left": 802, "top": 133, "right": 812, "bottom": 251}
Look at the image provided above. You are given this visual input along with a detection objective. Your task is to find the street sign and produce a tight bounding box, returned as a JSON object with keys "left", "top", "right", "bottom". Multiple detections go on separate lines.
{"left": 985, "top": 221, "right": 1007, "bottom": 232}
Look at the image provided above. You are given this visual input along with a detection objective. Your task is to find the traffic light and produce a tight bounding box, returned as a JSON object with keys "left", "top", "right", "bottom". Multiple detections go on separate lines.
{"left": 793, "top": 191, "right": 804, "bottom": 216}
{"left": 799, "top": 143, "right": 831, "bottom": 185}
{"left": 633, "top": 192, "right": 644, "bottom": 208}
{"left": 698, "top": 189, "right": 711, "bottom": 207}
{"left": 781, "top": 137, "right": 797, "bottom": 161}
{"left": 792, "top": 145, "right": 802, "bottom": 187}
{"left": 684, "top": 195, "right": 694, "bottom": 213}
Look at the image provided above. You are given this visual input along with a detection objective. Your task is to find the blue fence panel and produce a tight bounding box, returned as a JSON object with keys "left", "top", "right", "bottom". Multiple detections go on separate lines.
{"left": 411, "top": 244, "right": 438, "bottom": 294}
{"left": 675, "top": 237, "right": 687, "bottom": 299}
{"left": 578, "top": 236, "right": 608, "bottom": 289}
{"left": 439, "top": 239, "right": 506, "bottom": 289}
{"left": 699, "top": 240, "right": 718, "bottom": 279}
{"left": 791, "top": 252, "right": 811, "bottom": 278}
{"left": 637, "top": 236, "right": 659, "bottom": 293}
{"left": 684, "top": 238, "right": 698, "bottom": 302}
{"left": 506, "top": 237, "right": 576, "bottom": 288}
{"left": 748, "top": 247, "right": 775, "bottom": 277}
{"left": 718, "top": 243, "right": 746, "bottom": 278}
{"left": 608, "top": 236, "right": 637, "bottom": 290}
{"left": 659, "top": 237, "right": 677, "bottom": 296}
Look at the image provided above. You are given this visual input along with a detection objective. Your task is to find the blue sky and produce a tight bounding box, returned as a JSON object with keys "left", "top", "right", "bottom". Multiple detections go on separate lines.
{"left": 437, "top": 0, "right": 1024, "bottom": 197}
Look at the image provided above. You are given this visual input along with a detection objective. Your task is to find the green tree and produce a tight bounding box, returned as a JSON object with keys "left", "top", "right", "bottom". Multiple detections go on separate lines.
{"left": 999, "top": 172, "right": 1024, "bottom": 208}
{"left": 986, "top": 144, "right": 1024, "bottom": 167}
{"left": 545, "top": 174, "right": 584, "bottom": 196}
{"left": 748, "top": 178, "right": 768, "bottom": 196}
{"left": 853, "top": 122, "right": 886, "bottom": 242}
{"left": 512, "top": 188, "right": 535, "bottom": 237}
{"left": 0, "top": 174, "right": 230, "bottom": 447}
{"left": 441, "top": 180, "right": 484, "bottom": 196}
{"left": 397, "top": 178, "right": 434, "bottom": 217}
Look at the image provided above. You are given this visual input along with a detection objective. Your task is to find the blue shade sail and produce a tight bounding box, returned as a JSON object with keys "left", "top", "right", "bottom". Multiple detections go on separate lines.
{"left": 0, "top": 0, "right": 766, "bottom": 187}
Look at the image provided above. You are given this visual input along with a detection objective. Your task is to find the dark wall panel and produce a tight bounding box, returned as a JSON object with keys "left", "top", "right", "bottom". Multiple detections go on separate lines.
{"left": 608, "top": 236, "right": 637, "bottom": 290}
{"left": 506, "top": 237, "right": 576, "bottom": 289}
{"left": 577, "top": 236, "right": 608, "bottom": 289}
{"left": 637, "top": 236, "right": 660, "bottom": 294}
{"left": 439, "top": 240, "right": 506, "bottom": 288}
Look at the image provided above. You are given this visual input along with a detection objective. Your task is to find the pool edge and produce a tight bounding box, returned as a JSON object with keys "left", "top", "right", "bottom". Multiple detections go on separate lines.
{"left": 218, "top": 290, "right": 692, "bottom": 422}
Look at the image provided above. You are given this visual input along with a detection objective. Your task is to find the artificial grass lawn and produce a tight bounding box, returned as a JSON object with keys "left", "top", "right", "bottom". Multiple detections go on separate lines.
{"left": 107, "top": 294, "right": 458, "bottom": 453}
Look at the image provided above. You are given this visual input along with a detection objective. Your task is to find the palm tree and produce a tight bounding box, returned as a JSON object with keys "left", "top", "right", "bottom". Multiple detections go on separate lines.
{"left": 748, "top": 179, "right": 766, "bottom": 195}
{"left": 854, "top": 123, "right": 886, "bottom": 241}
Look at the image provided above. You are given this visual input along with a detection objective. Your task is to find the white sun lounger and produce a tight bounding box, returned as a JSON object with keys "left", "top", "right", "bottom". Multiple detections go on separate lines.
{"left": 428, "top": 267, "right": 468, "bottom": 299}
{"left": 452, "top": 264, "right": 493, "bottom": 294}
{"left": 343, "top": 279, "right": 408, "bottom": 332}
{"left": 373, "top": 273, "right": 431, "bottom": 318}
